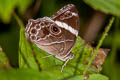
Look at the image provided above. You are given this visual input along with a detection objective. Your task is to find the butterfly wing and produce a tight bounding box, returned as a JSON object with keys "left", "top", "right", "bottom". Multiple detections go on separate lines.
{"left": 51, "top": 4, "right": 79, "bottom": 30}
{"left": 50, "top": 4, "right": 80, "bottom": 60}
{"left": 25, "top": 4, "right": 80, "bottom": 61}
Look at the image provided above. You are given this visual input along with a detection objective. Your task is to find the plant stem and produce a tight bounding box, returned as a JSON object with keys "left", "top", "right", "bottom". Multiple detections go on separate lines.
{"left": 14, "top": 13, "right": 24, "bottom": 28}
{"left": 83, "top": 17, "right": 115, "bottom": 75}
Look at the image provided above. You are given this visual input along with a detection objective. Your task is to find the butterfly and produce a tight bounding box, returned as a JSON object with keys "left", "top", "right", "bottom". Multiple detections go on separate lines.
{"left": 25, "top": 4, "right": 80, "bottom": 71}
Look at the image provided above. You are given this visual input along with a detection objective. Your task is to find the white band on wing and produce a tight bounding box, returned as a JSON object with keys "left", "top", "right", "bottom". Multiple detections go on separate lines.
{"left": 55, "top": 21, "right": 78, "bottom": 36}
{"left": 72, "top": 12, "right": 78, "bottom": 16}
{"left": 41, "top": 40, "right": 73, "bottom": 46}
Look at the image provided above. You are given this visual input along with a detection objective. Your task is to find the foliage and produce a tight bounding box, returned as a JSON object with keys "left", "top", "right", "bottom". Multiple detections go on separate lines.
{"left": 0, "top": 0, "right": 33, "bottom": 23}
{"left": 0, "top": 68, "right": 109, "bottom": 80}
{"left": 84, "top": 0, "right": 120, "bottom": 17}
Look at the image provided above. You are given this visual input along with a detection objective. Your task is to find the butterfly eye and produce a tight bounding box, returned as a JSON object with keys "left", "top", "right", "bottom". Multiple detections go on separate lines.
{"left": 49, "top": 24, "right": 61, "bottom": 35}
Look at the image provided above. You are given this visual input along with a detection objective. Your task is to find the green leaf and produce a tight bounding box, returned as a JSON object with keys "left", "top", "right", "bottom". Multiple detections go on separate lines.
{"left": 0, "top": 68, "right": 57, "bottom": 80}
{"left": 84, "top": 0, "right": 120, "bottom": 17}
{"left": 14, "top": 13, "right": 38, "bottom": 70}
{"left": 0, "top": 0, "right": 33, "bottom": 23}
{"left": 88, "top": 74, "right": 109, "bottom": 80}
{"left": 0, "top": 68, "right": 109, "bottom": 80}
{"left": 68, "top": 75, "right": 84, "bottom": 80}
{"left": 0, "top": 68, "right": 80, "bottom": 80}
{"left": 19, "top": 24, "right": 38, "bottom": 70}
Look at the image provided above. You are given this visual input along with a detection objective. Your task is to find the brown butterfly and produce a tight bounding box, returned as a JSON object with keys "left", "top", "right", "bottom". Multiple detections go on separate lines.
{"left": 25, "top": 4, "right": 80, "bottom": 71}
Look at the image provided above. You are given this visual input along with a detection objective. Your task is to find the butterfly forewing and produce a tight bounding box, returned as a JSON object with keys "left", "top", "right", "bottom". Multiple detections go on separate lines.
{"left": 51, "top": 4, "right": 79, "bottom": 30}
{"left": 51, "top": 4, "right": 80, "bottom": 60}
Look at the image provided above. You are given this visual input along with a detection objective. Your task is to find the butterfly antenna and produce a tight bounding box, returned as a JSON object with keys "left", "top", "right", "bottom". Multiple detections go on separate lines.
{"left": 61, "top": 59, "right": 70, "bottom": 72}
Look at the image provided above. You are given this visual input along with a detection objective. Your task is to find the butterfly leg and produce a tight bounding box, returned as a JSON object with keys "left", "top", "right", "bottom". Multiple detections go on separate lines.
{"left": 61, "top": 59, "right": 70, "bottom": 72}
{"left": 40, "top": 54, "right": 53, "bottom": 58}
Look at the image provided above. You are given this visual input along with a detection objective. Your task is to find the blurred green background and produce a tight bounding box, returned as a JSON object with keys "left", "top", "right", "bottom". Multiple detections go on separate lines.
{"left": 0, "top": 0, "right": 120, "bottom": 80}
